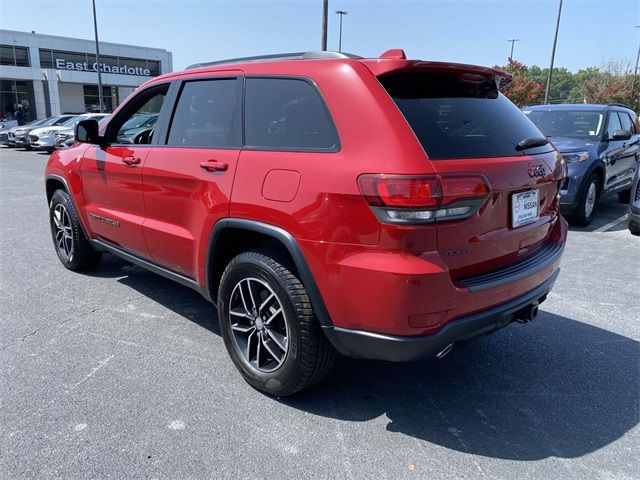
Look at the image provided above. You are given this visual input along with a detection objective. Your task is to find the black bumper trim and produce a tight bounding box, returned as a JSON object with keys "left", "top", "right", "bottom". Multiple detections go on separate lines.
{"left": 456, "top": 242, "right": 563, "bottom": 292}
{"left": 322, "top": 269, "right": 559, "bottom": 362}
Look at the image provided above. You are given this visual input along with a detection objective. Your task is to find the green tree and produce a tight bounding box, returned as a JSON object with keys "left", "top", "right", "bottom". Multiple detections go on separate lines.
{"left": 495, "top": 59, "right": 545, "bottom": 107}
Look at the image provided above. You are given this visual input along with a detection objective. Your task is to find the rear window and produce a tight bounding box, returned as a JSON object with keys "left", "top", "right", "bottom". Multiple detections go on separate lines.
{"left": 379, "top": 72, "right": 550, "bottom": 159}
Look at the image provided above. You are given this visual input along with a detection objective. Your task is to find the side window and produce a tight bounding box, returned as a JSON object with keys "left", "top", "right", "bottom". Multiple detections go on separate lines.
{"left": 166, "top": 79, "right": 239, "bottom": 148}
{"left": 605, "top": 112, "right": 622, "bottom": 139}
{"left": 107, "top": 84, "right": 168, "bottom": 144}
{"left": 244, "top": 78, "right": 338, "bottom": 150}
{"left": 619, "top": 112, "right": 634, "bottom": 133}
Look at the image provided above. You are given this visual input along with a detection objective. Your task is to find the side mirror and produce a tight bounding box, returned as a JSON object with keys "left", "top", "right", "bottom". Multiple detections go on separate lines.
{"left": 611, "top": 129, "right": 632, "bottom": 141}
{"left": 75, "top": 119, "right": 102, "bottom": 144}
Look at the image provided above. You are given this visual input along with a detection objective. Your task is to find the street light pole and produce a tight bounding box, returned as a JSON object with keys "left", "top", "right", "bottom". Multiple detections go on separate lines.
{"left": 336, "top": 10, "right": 347, "bottom": 52}
{"left": 92, "top": 0, "right": 104, "bottom": 113}
{"left": 507, "top": 38, "right": 519, "bottom": 62}
{"left": 630, "top": 26, "right": 640, "bottom": 110}
{"left": 544, "top": 0, "right": 563, "bottom": 105}
{"left": 321, "top": 0, "right": 328, "bottom": 51}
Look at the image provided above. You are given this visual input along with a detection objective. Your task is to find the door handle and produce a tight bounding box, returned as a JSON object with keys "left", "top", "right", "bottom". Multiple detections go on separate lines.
{"left": 122, "top": 156, "right": 141, "bottom": 166}
{"left": 200, "top": 160, "right": 228, "bottom": 172}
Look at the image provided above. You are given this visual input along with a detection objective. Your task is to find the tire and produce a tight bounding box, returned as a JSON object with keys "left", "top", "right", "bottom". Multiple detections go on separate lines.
{"left": 568, "top": 173, "right": 600, "bottom": 226}
{"left": 218, "top": 250, "right": 336, "bottom": 397}
{"left": 49, "top": 189, "right": 102, "bottom": 270}
{"left": 630, "top": 220, "right": 640, "bottom": 236}
{"left": 618, "top": 189, "right": 631, "bottom": 204}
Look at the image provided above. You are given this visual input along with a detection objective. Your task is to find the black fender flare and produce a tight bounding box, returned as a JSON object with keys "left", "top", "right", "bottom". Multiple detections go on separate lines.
{"left": 578, "top": 160, "right": 606, "bottom": 194}
{"left": 206, "top": 218, "right": 334, "bottom": 328}
{"left": 45, "top": 173, "right": 92, "bottom": 239}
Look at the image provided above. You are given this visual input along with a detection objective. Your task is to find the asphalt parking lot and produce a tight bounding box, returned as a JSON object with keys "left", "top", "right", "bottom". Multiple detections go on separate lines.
{"left": 1, "top": 147, "right": 638, "bottom": 480}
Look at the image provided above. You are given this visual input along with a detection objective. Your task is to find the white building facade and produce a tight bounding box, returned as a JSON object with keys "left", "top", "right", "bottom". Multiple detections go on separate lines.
{"left": 0, "top": 30, "right": 172, "bottom": 122}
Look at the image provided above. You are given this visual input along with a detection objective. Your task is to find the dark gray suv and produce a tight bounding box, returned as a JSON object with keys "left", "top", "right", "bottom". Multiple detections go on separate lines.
{"left": 524, "top": 104, "right": 639, "bottom": 226}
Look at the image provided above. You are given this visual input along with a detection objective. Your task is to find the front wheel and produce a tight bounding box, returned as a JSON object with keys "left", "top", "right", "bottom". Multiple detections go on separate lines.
{"left": 568, "top": 174, "right": 600, "bottom": 226}
{"left": 49, "top": 189, "right": 102, "bottom": 270}
{"left": 218, "top": 250, "right": 336, "bottom": 396}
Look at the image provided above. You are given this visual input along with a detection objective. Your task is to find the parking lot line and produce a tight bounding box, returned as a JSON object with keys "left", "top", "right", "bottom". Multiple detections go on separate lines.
{"left": 594, "top": 214, "right": 628, "bottom": 233}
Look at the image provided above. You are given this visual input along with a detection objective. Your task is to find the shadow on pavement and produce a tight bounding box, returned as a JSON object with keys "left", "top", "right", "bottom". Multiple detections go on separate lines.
{"left": 567, "top": 196, "right": 629, "bottom": 233}
{"left": 87, "top": 254, "right": 639, "bottom": 461}
{"left": 284, "top": 312, "right": 639, "bottom": 461}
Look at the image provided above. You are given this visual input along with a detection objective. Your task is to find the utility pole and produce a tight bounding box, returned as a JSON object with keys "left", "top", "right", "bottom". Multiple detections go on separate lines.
{"left": 336, "top": 10, "right": 347, "bottom": 52}
{"left": 92, "top": 0, "right": 104, "bottom": 113}
{"left": 321, "top": 0, "right": 328, "bottom": 51}
{"left": 544, "top": 0, "right": 563, "bottom": 104}
{"left": 507, "top": 38, "right": 519, "bottom": 62}
{"left": 631, "top": 26, "right": 640, "bottom": 110}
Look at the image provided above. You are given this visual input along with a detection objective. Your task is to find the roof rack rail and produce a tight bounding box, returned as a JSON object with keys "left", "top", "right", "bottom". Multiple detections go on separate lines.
{"left": 607, "top": 102, "right": 633, "bottom": 109}
{"left": 187, "top": 51, "right": 362, "bottom": 70}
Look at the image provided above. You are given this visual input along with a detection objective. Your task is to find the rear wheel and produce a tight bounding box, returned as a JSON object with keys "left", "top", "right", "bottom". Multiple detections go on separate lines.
{"left": 49, "top": 189, "right": 102, "bottom": 270}
{"left": 218, "top": 250, "right": 336, "bottom": 396}
{"left": 569, "top": 173, "right": 600, "bottom": 226}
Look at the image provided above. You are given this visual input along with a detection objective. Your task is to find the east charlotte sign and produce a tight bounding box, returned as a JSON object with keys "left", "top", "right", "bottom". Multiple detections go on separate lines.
{"left": 54, "top": 58, "right": 151, "bottom": 77}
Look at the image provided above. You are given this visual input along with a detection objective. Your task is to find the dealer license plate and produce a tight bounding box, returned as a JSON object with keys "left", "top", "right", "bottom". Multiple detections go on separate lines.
{"left": 511, "top": 190, "right": 539, "bottom": 228}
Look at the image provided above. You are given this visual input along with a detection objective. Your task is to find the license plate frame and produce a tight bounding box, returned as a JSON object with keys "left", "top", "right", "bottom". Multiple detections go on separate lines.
{"left": 511, "top": 190, "right": 540, "bottom": 228}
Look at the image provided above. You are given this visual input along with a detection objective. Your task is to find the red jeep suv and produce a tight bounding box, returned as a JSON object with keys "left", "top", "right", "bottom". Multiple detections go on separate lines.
{"left": 45, "top": 49, "right": 567, "bottom": 396}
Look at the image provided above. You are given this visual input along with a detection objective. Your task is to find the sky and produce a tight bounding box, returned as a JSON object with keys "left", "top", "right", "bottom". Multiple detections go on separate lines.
{"left": 0, "top": 0, "right": 638, "bottom": 73}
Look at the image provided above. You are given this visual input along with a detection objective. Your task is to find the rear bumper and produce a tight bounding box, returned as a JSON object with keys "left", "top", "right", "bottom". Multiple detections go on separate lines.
{"left": 323, "top": 269, "right": 559, "bottom": 362}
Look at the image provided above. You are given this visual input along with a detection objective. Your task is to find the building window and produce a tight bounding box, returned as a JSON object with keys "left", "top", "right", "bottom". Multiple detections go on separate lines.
{"left": 83, "top": 85, "right": 116, "bottom": 113}
{"left": 0, "top": 80, "right": 36, "bottom": 122}
{"left": 0, "top": 44, "right": 30, "bottom": 67}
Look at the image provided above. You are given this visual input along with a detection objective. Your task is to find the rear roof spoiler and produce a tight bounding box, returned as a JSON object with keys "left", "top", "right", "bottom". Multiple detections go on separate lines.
{"left": 360, "top": 53, "right": 512, "bottom": 88}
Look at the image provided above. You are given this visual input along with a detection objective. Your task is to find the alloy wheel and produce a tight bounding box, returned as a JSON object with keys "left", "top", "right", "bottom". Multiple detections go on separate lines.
{"left": 228, "top": 277, "right": 289, "bottom": 373}
{"left": 585, "top": 181, "right": 597, "bottom": 218}
{"left": 53, "top": 204, "right": 73, "bottom": 259}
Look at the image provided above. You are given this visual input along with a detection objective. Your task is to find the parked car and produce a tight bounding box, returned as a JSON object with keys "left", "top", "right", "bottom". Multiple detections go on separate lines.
{"left": 0, "top": 119, "right": 18, "bottom": 131}
{"left": 524, "top": 104, "right": 639, "bottom": 226}
{"left": 115, "top": 112, "right": 159, "bottom": 144}
{"left": 10, "top": 115, "right": 76, "bottom": 149}
{"left": 1, "top": 118, "right": 47, "bottom": 147}
{"left": 629, "top": 167, "right": 640, "bottom": 235}
{"left": 45, "top": 50, "right": 567, "bottom": 396}
{"left": 31, "top": 114, "right": 108, "bottom": 153}
{"left": 57, "top": 115, "right": 109, "bottom": 149}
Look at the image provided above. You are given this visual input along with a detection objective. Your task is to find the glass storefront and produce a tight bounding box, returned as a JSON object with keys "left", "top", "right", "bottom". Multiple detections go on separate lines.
{"left": 0, "top": 79, "right": 35, "bottom": 123}
{"left": 83, "top": 85, "right": 117, "bottom": 113}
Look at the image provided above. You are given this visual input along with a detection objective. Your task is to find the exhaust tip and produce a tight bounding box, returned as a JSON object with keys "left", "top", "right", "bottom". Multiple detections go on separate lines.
{"left": 436, "top": 343, "right": 455, "bottom": 359}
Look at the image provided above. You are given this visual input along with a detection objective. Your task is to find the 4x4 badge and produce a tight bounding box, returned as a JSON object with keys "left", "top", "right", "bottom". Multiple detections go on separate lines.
{"left": 528, "top": 163, "right": 546, "bottom": 178}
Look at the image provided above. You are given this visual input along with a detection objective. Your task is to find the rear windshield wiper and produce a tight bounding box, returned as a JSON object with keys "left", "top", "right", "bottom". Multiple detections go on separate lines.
{"left": 515, "top": 137, "right": 549, "bottom": 151}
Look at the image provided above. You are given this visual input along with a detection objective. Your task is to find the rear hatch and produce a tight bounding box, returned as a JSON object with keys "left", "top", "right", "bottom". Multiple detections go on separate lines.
{"left": 373, "top": 64, "right": 564, "bottom": 279}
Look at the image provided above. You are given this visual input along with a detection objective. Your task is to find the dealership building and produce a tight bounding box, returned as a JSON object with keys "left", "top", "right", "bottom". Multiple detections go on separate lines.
{"left": 0, "top": 29, "right": 172, "bottom": 122}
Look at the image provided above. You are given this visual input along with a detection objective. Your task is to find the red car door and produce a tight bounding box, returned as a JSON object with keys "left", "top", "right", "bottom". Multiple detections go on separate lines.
{"left": 81, "top": 84, "right": 169, "bottom": 259}
{"left": 142, "top": 76, "right": 242, "bottom": 280}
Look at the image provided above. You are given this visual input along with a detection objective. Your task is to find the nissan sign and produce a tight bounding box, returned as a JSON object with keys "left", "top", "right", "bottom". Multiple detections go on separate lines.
{"left": 55, "top": 58, "right": 151, "bottom": 76}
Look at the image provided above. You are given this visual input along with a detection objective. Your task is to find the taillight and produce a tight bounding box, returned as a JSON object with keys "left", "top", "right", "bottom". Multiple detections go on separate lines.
{"left": 358, "top": 174, "right": 491, "bottom": 224}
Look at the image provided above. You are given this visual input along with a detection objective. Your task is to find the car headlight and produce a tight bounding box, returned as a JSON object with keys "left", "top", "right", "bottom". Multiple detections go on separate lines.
{"left": 562, "top": 151, "right": 589, "bottom": 164}
{"left": 43, "top": 129, "right": 57, "bottom": 135}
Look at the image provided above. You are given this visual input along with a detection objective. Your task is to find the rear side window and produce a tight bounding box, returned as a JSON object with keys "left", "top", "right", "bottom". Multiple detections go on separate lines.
{"left": 618, "top": 112, "right": 634, "bottom": 133}
{"left": 167, "top": 79, "right": 240, "bottom": 148}
{"left": 606, "top": 112, "right": 622, "bottom": 138}
{"left": 379, "top": 72, "right": 550, "bottom": 159}
{"left": 244, "top": 78, "right": 338, "bottom": 151}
